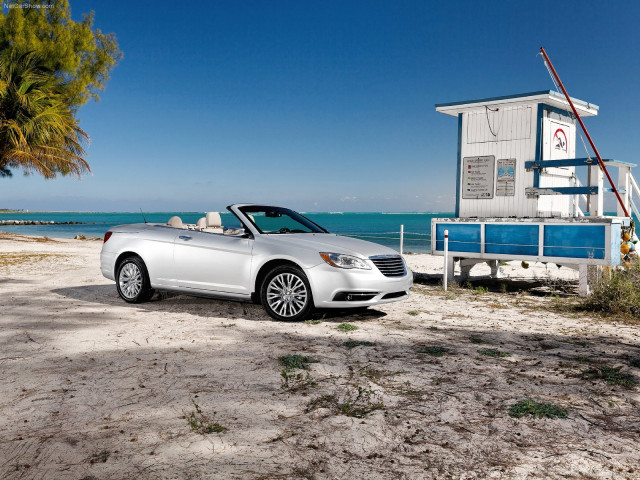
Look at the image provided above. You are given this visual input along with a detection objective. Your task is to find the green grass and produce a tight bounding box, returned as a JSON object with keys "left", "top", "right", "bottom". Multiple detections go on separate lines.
{"left": 407, "top": 310, "right": 420, "bottom": 316}
{"left": 508, "top": 399, "right": 567, "bottom": 419}
{"left": 478, "top": 348, "right": 510, "bottom": 358}
{"left": 278, "top": 354, "right": 319, "bottom": 391}
{"left": 185, "top": 399, "right": 226, "bottom": 434}
{"left": 630, "top": 358, "right": 640, "bottom": 368}
{"left": 281, "top": 369, "right": 317, "bottom": 391}
{"left": 582, "top": 366, "right": 636, "bottom": 388}
{"left": 306, "top": 385, "right": 383, "bottom": 419}
{"left": 337, "top": 323, "right": 358, "bottom": 332}
{"left": 417, "top": 345, "right": 451, "bottom": 357}
{"left": 343, "top": 340, "right": 374, "bottom": 349}
{"left": 304, "top": 319, "right": 322, "bottom": 325}
{"left": 278, "top": 354, "right": 318, "bottom": 370}
{"left": 428, "top": 326, "right": 438, "bottom": 331}
{"left": 469, "top": 336, "right": 487, "bottom": 344}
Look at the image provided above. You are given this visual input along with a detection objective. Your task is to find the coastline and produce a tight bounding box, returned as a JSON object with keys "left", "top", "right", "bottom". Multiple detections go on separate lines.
{"left": 0, "top": 211, "right": 443, "bottom": 253}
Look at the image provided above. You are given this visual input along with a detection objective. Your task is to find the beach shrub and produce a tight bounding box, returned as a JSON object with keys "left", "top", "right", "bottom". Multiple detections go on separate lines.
{"left": 582, "top": 366, "right": 636, "bottom": 388}
{"left": 583, "top": 262, "right": 640, "bottom": 317}
{"left": 306, "top": 385, "right": 383, "bottom": 418}
{"left": 337, "top": 323, "right": 358, "bottom": 332}
{"left": 278, "top": 354, "right": 318, "bottom": 370}
{"left": 343, "top": 340, "right": 374, "bottom": 349}
{"left": 478, "top": 348, "right": 510, "bottom": 358}
{"left": 281, "top": 369, "right": 317, "bottom": 391}
{"left": 469, "top": 336, "right": 487, "bottom": 344}
{"left": 508, "top": 399, "right": 567, "bottom": 419}
{"left": 279, "top": 354, "right": 319, "bottom": 391}
{"left": 185, "top": 399, "right": 226, "bottom": 434}
{"left": 417, "top": 345, "right": 451, "bottom": 357}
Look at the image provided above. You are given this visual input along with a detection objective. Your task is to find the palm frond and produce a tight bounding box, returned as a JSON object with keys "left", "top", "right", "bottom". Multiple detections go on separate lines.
{"left": 0, "top": 51, "right": 90, "bottom": 178}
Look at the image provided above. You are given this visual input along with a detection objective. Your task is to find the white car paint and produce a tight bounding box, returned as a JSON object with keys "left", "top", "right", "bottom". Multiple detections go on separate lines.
{"left": 101, "top": 204, "right": 413, "bottom": 316}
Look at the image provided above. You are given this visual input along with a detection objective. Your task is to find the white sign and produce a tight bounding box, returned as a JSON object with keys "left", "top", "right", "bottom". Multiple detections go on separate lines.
{"left": 462, "top": 156, "right": 495, "bottom": 199}
{"left": 549, "top": 120, "right": 570, "bottom": 160}
{"left": 496, "top": 158, "right": 516, "bottom": 196}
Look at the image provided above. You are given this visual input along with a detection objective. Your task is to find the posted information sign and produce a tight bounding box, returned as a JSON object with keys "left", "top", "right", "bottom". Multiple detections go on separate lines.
{"left": 496, "top": 158, "right": 516, "bottom": 196}
{"left": 462, "top": 156, "right": 495, "bottom": 199}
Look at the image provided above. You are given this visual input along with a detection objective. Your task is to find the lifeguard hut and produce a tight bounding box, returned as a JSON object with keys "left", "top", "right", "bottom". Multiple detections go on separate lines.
{"left": 431, "top": 90, "right": 638, "bottom": 295}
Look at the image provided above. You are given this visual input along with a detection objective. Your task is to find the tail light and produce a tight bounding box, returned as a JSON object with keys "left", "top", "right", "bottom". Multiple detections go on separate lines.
{"left": 103, "top": 231, "right": 113, "bottom": 243}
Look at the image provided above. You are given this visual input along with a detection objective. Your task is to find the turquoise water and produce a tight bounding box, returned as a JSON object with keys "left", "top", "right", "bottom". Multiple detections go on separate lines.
{"left": 0, "top": 211, "right": 454, "bottom": 253}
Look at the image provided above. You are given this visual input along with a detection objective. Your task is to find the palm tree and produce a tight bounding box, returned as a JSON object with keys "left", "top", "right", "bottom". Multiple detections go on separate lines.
{"left": 0, "top": 51, "right": 90, "bottom": 178}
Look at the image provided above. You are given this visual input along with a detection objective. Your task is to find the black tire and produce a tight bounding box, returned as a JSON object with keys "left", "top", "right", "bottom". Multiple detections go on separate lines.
{"left": 115, "top": 256, "right": 154, "bottom": 303}
{"left": 260, "top": 265, "right": 314, "bottom": 321}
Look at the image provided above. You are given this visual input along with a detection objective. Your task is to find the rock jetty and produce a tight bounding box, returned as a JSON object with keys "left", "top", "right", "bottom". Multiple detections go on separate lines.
{"left": 0, "top": 220, "right": 86, "bottom": 225}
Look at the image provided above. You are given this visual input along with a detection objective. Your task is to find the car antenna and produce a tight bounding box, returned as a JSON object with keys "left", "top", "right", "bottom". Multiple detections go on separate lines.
{"left": 140, "top": 208, "right": 148, "bottom": 224}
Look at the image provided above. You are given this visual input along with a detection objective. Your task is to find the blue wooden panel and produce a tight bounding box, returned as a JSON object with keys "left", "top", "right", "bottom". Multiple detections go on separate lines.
{"left": 525, "top": 158, "right": 636, "bottom": 169}
{"left": 543, "top": 225, "right": 606, "bottom": 259}
{"left": 435, "top": 224, "right": 481, "bottom": 253}
{"left": 528, "top": 186, "right": 598, "bottom": 195}
{"left": 485, "top": 224, "right": 539, "bottom": 255}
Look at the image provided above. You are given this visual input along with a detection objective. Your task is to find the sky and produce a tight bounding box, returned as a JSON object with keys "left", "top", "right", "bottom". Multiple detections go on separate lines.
{"left": 2, "top": 0, "right": 640, "bottom": 212}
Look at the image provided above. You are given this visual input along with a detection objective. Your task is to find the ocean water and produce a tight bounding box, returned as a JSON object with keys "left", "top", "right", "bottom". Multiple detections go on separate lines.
{"left": 0, "top": 211, "right": 453, "bottom": 253}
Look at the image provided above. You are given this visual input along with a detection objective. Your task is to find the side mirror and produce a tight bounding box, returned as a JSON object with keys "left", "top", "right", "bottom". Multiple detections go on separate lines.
{"left": 223, "top": 225, "right": 249, "bottom": 237}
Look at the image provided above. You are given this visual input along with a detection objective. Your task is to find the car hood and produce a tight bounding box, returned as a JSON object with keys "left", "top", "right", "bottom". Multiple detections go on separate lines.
{"left": 258, "top": 233, "right": 400, "bottom": 258}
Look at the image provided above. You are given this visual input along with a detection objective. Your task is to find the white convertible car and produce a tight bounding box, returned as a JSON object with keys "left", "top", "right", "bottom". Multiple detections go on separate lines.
{"left": 101, "top": 204, "right": 413, "bottom": 321}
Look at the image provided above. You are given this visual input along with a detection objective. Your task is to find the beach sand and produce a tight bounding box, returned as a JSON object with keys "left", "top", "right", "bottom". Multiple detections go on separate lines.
{"left": 0, "top": 232, "right": 639, "bottom": 479}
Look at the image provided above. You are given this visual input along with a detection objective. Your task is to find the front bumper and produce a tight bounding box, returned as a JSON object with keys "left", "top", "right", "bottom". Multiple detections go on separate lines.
{"left": 305, "top": 262, "right": 413, "bottom": 308}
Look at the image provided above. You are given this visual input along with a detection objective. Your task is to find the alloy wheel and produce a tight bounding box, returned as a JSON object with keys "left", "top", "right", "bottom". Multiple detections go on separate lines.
{"left": 118, "top": 262, "right": 142, "bottom": 299}
{"left": 266, "top": 273, "right": 308, "bottom": 318}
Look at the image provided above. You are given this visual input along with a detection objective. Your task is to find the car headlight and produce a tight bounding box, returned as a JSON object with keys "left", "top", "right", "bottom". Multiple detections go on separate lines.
{"left": 319, "top": 252, "right": 371, "bottom": 270}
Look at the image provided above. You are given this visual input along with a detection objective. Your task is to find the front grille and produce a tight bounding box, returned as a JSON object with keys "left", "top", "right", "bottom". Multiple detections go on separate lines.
{"left": 370, "top": 255, "right": 406, "bottom": 277}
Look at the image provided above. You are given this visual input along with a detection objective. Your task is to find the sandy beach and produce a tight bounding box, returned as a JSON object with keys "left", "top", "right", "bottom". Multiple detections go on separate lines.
{"left": 1, "top": 232, "right": 639, "bottom": 479}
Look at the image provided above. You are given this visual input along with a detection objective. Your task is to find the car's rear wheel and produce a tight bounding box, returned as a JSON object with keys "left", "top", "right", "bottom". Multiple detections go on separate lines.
{"left": 261, "top": 265, "right": 313, "bottom": 321}
{"left": 116, "top": 256, "right": 154, "bottom": 303}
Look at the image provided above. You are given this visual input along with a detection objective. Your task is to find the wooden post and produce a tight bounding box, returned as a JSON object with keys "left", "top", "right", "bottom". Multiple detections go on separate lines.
{"left": 618, "top": 166, "right": 631, "bottom": 217}
{"left": 443, "top": 230, "right": 449, "bottom": 291}
{"left": 589, "top": 165, "right": 604, "bottom": 216}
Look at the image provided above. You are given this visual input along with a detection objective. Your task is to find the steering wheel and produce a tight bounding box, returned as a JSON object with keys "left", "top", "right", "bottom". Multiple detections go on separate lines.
{"left": 278, "top": 227, "right": 291, "bottom": 233}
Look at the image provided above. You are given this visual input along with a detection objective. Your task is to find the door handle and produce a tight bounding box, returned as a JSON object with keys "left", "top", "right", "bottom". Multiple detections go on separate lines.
{"left": 178, "top": 235, "right": 192, "bottom": 240}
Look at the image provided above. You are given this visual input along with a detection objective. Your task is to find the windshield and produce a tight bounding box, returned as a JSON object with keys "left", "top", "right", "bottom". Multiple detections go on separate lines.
{"left": 239, "top": 206, "right": 327, "bottom": 234}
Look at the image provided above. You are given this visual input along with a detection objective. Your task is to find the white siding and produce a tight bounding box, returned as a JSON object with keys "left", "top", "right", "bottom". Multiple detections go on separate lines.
{"left": 458, "top": 104, "right": 538, "bottom": 217}
{"left": 467, "top": 106, "right": 532, "bottom": 143}
{"left": 537, "top": 112, "right": 576, "bottom": 217}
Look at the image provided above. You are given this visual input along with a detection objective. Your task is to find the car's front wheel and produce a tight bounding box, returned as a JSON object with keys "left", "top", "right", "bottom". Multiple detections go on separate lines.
{"left": 116, "top": 256, "right": 154, "bottom": 303}
{"left": 261, "top": 265, "right": 313, "bottom": 321}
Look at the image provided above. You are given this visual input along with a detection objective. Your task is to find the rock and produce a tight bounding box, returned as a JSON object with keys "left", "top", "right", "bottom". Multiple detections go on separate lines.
{"left": 74, "top": 235, "right": 86, "bottom": 240}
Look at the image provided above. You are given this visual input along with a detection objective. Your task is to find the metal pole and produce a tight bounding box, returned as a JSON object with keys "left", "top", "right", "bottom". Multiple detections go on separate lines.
{"left": 540, "top": 47, "right": 629, "bottom": 217}
{"left": 400, "top": 224, "right": 404, "bottom": 255}
{"left": 443, "top": 229, "right": 449, "bottom": 291}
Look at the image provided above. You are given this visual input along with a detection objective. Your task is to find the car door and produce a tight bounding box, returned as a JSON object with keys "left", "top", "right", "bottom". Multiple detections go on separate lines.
{"left": 173, "top": 230, "right": 253, "bottom": 295}
{"left": 141, "top": 226, "right": 181, "bottom": 288}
